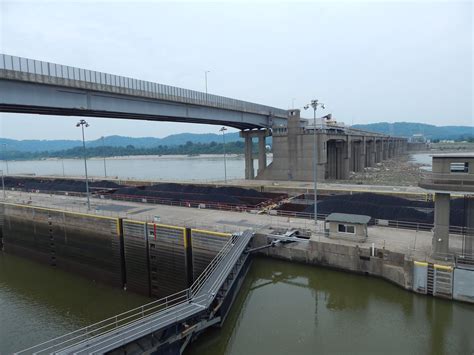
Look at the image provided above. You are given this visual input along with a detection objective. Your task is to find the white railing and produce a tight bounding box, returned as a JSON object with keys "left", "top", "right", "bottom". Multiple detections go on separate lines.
{"left": 0, "top": 53, "right": 288, "bottom": 118}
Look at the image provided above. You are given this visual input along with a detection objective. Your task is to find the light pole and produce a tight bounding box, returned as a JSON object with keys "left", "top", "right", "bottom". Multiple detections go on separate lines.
{"left": 76, "top": 119, "right": 91, "bottom": 210}
{"left": 0, "top": 169, "right": 5, "bottom": 200}
{"left": 220, "top": 127, "right": 227, "bottom": 182}
{"left": 101, "top": 136, "right": 107, "bottom": 177}
{"left": 304, "top": 99, "right": 325, "bottom": 226}
{"left": 2, "top": 144, "right": 9, "bottom": 175}
{"left": 204, "top": 70, "right": 210, "bottom": 94}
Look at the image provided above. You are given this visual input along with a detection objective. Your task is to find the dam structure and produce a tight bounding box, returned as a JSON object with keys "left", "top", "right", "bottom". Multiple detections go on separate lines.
{"left": 0, "top": 53, "right": 407, "bottom": 182}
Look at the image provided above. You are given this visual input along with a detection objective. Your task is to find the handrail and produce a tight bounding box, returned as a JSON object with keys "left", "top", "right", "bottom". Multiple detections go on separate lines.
{"left": 17, "top": 232, "right": 244, "bottom": 354}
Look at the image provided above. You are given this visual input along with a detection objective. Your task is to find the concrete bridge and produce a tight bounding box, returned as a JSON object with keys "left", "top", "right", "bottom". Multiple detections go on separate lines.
{"left": 0, "top": 54, "right": 287, "bottom": 130}
{"left": 0, "top": 54, "right": 407, "bottom": 181}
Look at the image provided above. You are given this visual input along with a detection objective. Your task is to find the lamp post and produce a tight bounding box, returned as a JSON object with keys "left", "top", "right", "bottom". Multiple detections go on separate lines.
{"left": 220, "top": 127, "right": 227, "bottom": 183}
{"left": 204, "top": 70, "right": 210, "bottom": 94}
{"left": 304, "top": 99, "right": 325, "bottom": 226}
{"left": 101, "top": 136, "right": 107, "bottom": 177}
{"left": 76, "top": 119, "right": 91, "bottom": 210}
{"left": 0, "top": 169, "right": 5, "bottom": 200}
{"left": 2, "top": 144, "right": 9, "bottom": 175}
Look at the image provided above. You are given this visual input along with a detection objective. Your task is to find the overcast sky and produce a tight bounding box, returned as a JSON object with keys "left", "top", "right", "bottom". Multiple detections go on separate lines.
{"left": 0, "top": 0, "right": 472, "bottom": 140}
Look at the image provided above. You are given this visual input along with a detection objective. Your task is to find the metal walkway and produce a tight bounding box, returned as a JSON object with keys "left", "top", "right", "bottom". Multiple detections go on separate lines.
{"left": 17, "top": 230, "right": 254, "bottom": 355}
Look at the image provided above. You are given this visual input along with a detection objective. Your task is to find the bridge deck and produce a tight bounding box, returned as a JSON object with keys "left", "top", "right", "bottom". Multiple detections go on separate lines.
{"left": 25, "top": 230, "right": 254, "bottom": 354}
{"left": 0, "top": 54, "right": 287, "bottom": 129}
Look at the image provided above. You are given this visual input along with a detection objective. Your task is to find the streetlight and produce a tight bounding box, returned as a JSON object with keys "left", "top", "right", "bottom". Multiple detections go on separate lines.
{"left": 0, "top": 169, "right": 5, "bottom": 200}
{"left": 2, "top": 144, "right": 9, "bottom": 175}
{"left": 204, "top": 70, "right": 210, "bottom": 94}
{"left": 220, "top": 127, "right": 227, "bottom": 183}
{"left": 101, "top": 136, "right": 107, "bottom": 177}
{"left": 76, "top": 119, "right": 91, "bottom": 210}
{"left": 304, "top": 99, "right": 325, "bottom": 226}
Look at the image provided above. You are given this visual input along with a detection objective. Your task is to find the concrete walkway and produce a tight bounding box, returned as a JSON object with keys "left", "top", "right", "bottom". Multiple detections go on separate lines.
{"left": 3, "top": 190, "right": 464, "bottom": 261}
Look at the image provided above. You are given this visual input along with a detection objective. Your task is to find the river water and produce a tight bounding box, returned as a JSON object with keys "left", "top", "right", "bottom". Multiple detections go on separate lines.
{"left": 2, "top": 153, "right": 430, "bottom": 181}
{"left": 1, "top": 253, "right": 473, "bottom": 354}
{"left": 1, "top": 155, "right": 253, "bottom": 181}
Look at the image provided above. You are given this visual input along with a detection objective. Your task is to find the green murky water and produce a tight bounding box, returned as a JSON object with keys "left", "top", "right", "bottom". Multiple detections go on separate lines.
{"left": 1, "top": 254, "right": 473, "bottom": 354}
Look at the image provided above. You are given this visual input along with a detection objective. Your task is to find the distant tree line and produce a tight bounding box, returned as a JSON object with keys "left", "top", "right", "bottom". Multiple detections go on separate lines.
{"left": 0, "top": 141, "right": 268, "bottom": 161}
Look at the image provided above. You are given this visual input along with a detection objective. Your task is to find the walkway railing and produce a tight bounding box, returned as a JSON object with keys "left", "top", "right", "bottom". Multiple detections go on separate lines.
{"left": 419, "top": 172, "right": 474, "bottom": 188}
{"left": 15, "top": 233, "right": 240, "bottom": 354}
{"left": 0, "top": 53, "right": 288, "bottom": 118}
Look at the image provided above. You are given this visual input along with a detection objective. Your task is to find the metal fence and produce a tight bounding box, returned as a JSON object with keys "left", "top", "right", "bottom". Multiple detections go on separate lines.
{"left": 0, "top": 53, "right": 288, "bottom": 118}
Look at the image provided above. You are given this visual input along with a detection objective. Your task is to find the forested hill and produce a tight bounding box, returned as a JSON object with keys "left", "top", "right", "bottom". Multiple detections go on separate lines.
{"left": 1, "top": 122, "right": 471, "bottom": 156}
{"left": 0, "top": 132, "right": 242, "bottom": 153}
{"left": 352, "top": 122, "right": 473, "bottom": 140}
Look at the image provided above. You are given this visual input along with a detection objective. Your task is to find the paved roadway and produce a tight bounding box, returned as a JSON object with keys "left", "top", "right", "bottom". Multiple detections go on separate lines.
{"left": 3, "top": 190, "right": 465, "bottom": 261}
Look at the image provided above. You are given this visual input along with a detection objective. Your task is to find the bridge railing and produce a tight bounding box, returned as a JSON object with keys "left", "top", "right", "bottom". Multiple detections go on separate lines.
{"left": 16, "top": 232, "right": 242, "bottom": 354}
{"left": 0, "top": 53, "right": 288, "bottom": 118}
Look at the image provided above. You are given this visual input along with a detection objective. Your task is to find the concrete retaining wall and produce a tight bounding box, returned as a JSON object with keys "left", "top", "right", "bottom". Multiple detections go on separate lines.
{"left": 252, "top": 234, "right": 413, "bottom": 290}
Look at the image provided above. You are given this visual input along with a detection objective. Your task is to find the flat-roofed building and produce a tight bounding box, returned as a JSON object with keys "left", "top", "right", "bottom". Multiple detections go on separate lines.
{"left": 325, "top": 213, "right": 371, "bottom": 242}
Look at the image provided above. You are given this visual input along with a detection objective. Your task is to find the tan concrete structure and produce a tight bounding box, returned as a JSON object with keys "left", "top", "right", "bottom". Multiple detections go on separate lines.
{"left": 254, "top": 110, "right": 407, "bottom": 182}
{"left": 419, "top": 154, "right": 474, "bottom": 257}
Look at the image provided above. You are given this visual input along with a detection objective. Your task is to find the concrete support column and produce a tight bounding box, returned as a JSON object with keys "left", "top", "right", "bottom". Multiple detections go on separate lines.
{"left": 383, "top": 139, "right": 388, "bottom": 160}
{"left": 360, "top": 138, "right": 366, "bottom": 170}
{"left": 433, "top": 192, "right": 450, "bottom": 256}
{"left": 375, "top": 140, "right": 381, "bottom": 163}
{"left": 257, "top": 132, "right": 267, "bottom": 176}
{"left": 242, "top": 132, "right": 254, "bottom": 180}
{"left": 465, "top": 197, "right": 474, "bottom": 255}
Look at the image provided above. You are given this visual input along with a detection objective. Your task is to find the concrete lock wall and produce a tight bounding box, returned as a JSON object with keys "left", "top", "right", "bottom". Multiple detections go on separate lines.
{"left": 0, "top": 203, "right": 123, "bottom": 287}
{"left": 252, "top": 234, "right": 412, "bottom": 290}
{"left": 0, "top": 203, "right": 231, "bottom": 299}
{"left": 191, "top": 229, "right": 231, "bottom": 281}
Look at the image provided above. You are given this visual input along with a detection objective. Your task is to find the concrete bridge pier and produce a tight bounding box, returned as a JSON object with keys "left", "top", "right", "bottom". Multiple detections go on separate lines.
{"left": 375, "top": 139, "right": 383, "bottom": 163}
{"left": 359, "top": 138, "right": 367, "bottom": 171}
{"left": 257, "top": 131, "right": 267, "bottom": 176}
{"left": 241, "top": 129, "right": 269, "bottom": 180}
{"left": 382, "top": 139, "right": 389, "bottom": 160}
{"left": 365, "top": 139, "right": 376, "bottom": 167}
{"left": 241, "top": 131, "right": 255, "bottom": 180}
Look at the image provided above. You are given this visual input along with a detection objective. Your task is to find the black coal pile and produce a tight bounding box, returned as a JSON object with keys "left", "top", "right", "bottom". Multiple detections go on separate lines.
{"left": 4, "top": 177, "right": 121, "bottom": 193}
{"left": 296, "top": 193, "right": 469, "bottom": 226}
{"left": 112, "top": 183, "right": 283, "bottom": 206}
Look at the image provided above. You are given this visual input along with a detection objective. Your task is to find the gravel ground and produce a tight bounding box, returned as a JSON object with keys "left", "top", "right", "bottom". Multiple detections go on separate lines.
{"left": 332, "top": 155, "right": 425, "bottom": 186}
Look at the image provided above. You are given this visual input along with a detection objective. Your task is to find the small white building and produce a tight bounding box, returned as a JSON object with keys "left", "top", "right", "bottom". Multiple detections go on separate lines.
{"left": 325, "top": 213, "right": 371, "bottom": 242}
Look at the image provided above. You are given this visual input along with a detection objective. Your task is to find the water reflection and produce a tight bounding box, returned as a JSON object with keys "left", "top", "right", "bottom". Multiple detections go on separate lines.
{"left": 186, "top": 257, "right": 474, "bottom": 355}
